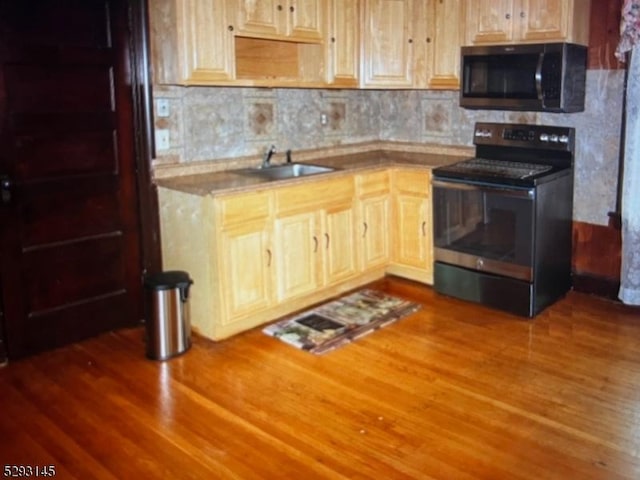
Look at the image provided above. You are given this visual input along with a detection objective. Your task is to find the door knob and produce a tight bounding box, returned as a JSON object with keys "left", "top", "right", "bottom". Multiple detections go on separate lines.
{"left": 0, "top": 175, "right": 11, "bottom": 204}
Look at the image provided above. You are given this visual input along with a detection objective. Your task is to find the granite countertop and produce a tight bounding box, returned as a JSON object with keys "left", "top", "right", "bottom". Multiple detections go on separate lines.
{"left": 154, "top": 147, "right": 472, "bottom": 197}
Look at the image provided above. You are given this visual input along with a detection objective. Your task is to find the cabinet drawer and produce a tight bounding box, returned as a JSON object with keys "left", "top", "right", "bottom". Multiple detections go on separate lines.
{"left": 216, "top": 191, "right": 271, "bottom": 227}
{"left": 357, "top": 170, "right": 390, "bottom": 197}
{"left": 275, "top": 177, "right": 354, "bottom": 215}
{"left": 393, "top": 169, "right": 432, "bottom": 195}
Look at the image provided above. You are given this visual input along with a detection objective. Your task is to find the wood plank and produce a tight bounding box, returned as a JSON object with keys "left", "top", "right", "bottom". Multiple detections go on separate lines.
{"left": 588, "top": 0, "right": 623, "bottom": 69}
{"left": 572, "top": 220, "right": 621, "bottom": 280}
{"left": 1, "top": 277, "right": 640, "bottom": 478}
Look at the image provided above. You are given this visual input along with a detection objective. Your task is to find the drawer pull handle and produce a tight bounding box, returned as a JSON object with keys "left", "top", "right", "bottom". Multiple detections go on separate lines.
{"left": 325, "top": 233, "right": 330, "bottom": 250}
{"left": 313, "top": 236, "right": 318, "bottom": 253}
{"left": 362, "top": 222, "right": 368, "bottom": 238}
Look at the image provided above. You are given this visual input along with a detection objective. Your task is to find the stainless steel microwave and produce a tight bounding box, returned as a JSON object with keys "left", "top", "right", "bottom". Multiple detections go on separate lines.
{"left": 460, "top": 42, "right": 587, "bottom": 113}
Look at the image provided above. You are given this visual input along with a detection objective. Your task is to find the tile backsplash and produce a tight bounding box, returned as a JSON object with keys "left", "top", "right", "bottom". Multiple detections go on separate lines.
{"left": 153, "top": 70, "right": 624, "bottom": 226}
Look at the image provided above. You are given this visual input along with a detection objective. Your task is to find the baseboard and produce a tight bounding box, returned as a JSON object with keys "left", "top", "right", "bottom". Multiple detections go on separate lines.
{"left": 572, "top": 273, "right": 620, "bottom": 300}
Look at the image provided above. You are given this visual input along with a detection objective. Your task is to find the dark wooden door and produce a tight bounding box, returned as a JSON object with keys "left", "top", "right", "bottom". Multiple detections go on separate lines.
{"left": 0, "top": 0, "right": 145, "bottom": 359}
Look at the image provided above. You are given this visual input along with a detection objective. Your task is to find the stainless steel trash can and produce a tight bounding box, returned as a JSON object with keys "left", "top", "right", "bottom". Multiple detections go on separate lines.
{"left": 143, "top": 271, "right": 193, "bottom": 360}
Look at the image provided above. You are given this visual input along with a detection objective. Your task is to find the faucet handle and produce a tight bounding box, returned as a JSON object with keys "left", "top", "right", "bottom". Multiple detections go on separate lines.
{"left": 286, "top": 149, "right": 292, "bottom": 163}
{"left": 261, "top": 144, "right": 277, "bottom": 168}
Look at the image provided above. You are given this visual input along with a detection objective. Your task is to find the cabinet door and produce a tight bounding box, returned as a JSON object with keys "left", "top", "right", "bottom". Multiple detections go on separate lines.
{"left": 151, "top": 0, "right": 235, "bottom": 84}
{"left": 361, "top": 0, "right": 414, "bottom": 87}
{"left": 426, "top": 0, "right": 463, "bottom": 89}
{"left": 219, "top": 222, "right": 273, "bottom": 323}
{"left": 360, "top": 195, "right": 390, "bottom": 269}
{"left": 178, "top": 0, "right": 236, "bottom": 82}
{"left": 323, "top": 205, "right": 358, "bottom": 284}
{"left": 326, "top": 0, "right": 359, "bottom": 86}
{"left": 274, "top": 211, "right": 320, "bottom": 301}
{"left": 235, "top": 0, "right": 284, "bottom": 37}
{"left": 289, "top": 0, "right": 324, "bottom": 41}
{"left": 464, "top": 0, "right": 515, "bottom": 45}
{"left": 393, "top": 194, "right": 430, "bottom": 268}
{"left": 391, "top": 170, "right": 433, "bottom": 280}
{"left": 519, "top": 0, "right": 568, "bottom": 42}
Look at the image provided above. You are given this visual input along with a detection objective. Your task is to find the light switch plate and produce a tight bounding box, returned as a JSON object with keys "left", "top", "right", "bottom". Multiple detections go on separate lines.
{"left": 155, "top": 129, "right": 170, "bottom": 150}
{"left": 156, "top": 98, "right": 170, "bottom": 117}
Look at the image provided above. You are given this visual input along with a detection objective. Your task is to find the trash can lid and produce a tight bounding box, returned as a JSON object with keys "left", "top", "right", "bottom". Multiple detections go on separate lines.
{"left": 144, "top": 270, "right": 193, "bottom": 290}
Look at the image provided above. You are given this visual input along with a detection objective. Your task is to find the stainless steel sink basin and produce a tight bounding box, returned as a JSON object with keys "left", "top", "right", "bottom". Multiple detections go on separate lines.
{"left": 238, "top": 163, "right": 336, "bottom": 180}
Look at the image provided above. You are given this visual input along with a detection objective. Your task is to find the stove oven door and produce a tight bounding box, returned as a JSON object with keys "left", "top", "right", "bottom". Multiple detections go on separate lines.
{"left": 432, "top": 179, "right": 535, "bottom": 282}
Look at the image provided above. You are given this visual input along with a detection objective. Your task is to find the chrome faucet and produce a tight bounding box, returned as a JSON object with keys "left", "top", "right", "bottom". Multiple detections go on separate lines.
{"left": 261, "top": 145, "right": 276, "bottom": 168}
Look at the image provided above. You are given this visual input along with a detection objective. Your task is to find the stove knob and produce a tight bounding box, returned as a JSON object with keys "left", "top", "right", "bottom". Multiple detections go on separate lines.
{"left": 559, "top": 134, "right": 570, "bottom": 143}
{"left": 476, "top": 258, "right": 484, "bottom": 269}
{"left": 539, "top": 133, "right": 549, "bottom": 142}
{"left": 550, "top": 134, "right": 559, "bottom": 143}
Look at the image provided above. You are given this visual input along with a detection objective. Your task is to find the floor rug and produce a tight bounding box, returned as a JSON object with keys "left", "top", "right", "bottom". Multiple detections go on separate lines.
{"left": 262, "top": 289, "right": 421, "bottom": 354}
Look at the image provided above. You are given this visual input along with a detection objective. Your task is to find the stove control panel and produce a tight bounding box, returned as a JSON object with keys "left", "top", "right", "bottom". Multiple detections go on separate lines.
{"left": 473, "top": 122, "right": 575, "bottom": 152}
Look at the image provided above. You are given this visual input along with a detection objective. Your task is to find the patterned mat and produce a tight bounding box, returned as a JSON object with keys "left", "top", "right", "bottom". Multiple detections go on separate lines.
{"left": 263, "top": 289, "right": 421, "bottom": 354}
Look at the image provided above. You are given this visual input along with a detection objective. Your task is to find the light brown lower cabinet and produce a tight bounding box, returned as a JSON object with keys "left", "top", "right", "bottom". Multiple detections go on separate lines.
{"left": 388, "top": 169, "right": 434, "bottom": 284}
{"left": 356, "top": 170, "right": 391, "bottom": 270}
{"left": 158, "top": 167, "right": 433, "bottom": 341}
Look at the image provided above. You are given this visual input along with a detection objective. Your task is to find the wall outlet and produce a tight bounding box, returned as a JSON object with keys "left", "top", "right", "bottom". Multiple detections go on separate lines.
{"left": 156, "top": 98, "right": 170, "bottom": 117}
{"left": 155, "top": 129, "right": 170, "bottom": 150}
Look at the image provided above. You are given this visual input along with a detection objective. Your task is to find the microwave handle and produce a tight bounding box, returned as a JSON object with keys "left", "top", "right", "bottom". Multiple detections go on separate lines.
{"left": 535, "top": 52, "right": 544, "bottom": 106}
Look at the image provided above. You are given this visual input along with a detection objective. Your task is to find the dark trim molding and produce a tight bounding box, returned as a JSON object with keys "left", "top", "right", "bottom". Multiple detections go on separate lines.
{"left": 129, "top": 0, "right": 162, "bottom": 281}
{"left": 572, "top": 273, "right": 621, "bottom": 300}
{"left": 0, "top": 296, "right": 7, "bottom": 365}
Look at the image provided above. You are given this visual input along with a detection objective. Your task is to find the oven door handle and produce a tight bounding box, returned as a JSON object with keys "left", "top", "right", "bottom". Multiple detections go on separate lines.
{"left": 432, "top": 180, "right": 534, "bottom": 199}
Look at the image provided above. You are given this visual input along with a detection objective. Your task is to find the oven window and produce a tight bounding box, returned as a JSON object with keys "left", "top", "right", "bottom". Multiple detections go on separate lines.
{"left": 433, "top": 185, "right": 534, "bottom": 267}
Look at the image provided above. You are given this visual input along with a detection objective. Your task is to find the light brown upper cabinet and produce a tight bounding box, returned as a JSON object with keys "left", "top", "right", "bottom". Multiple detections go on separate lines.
{"left": 414, "top": 0, "right": 464, "bottom": 89}
{"left": 233, "top": 0, "right": 325, "bottom": 42}
{"left": 149, "top": 0, "right": 236, "bottom": 85}
{"left": 325, "top": 0, "right": 360, "bottom": 87}
{"left": 465, "top": 0, "right": 591, "bottom": 46}
{"left": 361, "top": 0, "right": 414, "bottom": 88}
{"left": 149, "top": 0, "right": 590, "bottom": 88}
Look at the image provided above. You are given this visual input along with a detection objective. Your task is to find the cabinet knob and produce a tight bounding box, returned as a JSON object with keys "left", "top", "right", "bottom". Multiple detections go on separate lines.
{"left": 505, "top": 13, "right": 511, "bottom": 19}
{"left": 408, "top": 38, "right": 413, "bottom": 43}
{"left": 277, "top": 4, "right": 283, "bottom": 11}
{"left": 520, "top": 11, "right": 525, "bottom": 18}
{"left": 228, "top": 25, "right": 234, "bottom": 32}
{"left": 331, "top": 37, "right": 336, "bottom": 43}
{"left": 289, "top": 5, "right": 294, "bottom": 12}
{"left": 426, "top": 37, "right": 431, "bottom": 43}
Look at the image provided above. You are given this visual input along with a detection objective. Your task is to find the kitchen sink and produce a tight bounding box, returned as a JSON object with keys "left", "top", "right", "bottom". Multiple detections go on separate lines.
{"left": 238, "top": 163, "right": 336, "bottom": 180}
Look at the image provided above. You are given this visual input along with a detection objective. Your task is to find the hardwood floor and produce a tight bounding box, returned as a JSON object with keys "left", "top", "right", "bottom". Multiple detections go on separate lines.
{"left": 1, "top": 276, "right": 640, "bottom": 479}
